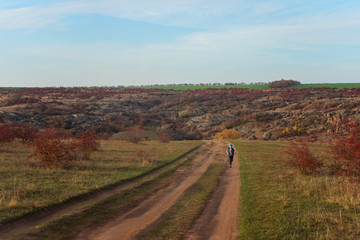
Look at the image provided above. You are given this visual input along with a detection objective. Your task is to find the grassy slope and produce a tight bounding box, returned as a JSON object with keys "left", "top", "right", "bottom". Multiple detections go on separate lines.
{"left": 235, "top": 141, "right": 359, "bottom": 240}
{"left": 0, "top": 140, "right": 202, "bottom": 223}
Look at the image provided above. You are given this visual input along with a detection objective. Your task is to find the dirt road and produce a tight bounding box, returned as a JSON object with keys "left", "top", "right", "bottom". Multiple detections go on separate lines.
{"left": 0, "top": 141, "right": 241, "bottom": 240}
{"left": 186, "top": 150, "right": 240, "bottom": 240}
{"left": 76, "top": 142, "right": 240, "bottom": 240}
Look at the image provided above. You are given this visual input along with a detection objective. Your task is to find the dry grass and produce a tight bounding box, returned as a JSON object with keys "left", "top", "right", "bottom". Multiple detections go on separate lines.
{"left": 237, "top": 141, "right": 360, "bottom": 240}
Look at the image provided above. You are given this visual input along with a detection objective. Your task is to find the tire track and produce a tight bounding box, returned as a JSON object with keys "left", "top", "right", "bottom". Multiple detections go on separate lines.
{"left": 186, "top": 149, "right": 240, "bottom": 240}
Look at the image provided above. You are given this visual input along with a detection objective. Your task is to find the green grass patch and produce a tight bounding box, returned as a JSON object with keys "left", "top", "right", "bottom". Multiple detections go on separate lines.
{"left": 140, "top": 161, "right": 225, "bottom": 239}
{"left": 235, "top": 141, "right": 359, "bottom": 240}
{"left": 16, "top": 154, "right": 198, "bottom": 240}
{"left": 0, "top": 140, "right": 202, "bottom": 223}
{"left": 291, "top": 83, "right": 360, "bottom": 89}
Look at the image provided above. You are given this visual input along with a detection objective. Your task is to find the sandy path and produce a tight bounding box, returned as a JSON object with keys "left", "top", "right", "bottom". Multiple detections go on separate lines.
{"left": 75, "top": 143, "right": 224, "bottom": 240}
{"left": 0, "top": 143, "right": 209, "bottom": 240}
{"left": 186, "top": 151, "right": 240, "bottom": 240}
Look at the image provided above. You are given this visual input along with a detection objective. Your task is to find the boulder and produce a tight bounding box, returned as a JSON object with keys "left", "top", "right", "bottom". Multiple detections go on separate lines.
{"left": 263, "top": 131, "right": 272, "bottom": 140}
{"left": 248, "top": 135, "right": 257, "bottom": 140}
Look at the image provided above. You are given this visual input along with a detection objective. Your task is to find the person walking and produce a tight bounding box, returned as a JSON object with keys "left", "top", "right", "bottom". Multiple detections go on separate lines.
{"left": 226, "top": 143, "right": 236, "bottom": 168}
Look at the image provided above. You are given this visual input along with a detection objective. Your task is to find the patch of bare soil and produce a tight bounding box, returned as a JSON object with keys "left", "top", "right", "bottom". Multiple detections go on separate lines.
{"left": 0, "top": 143, "right": 209, "bottom": 240}
{"left": 186, "top": 151, "right": 240, "bottom": 240}
{"left": 75, "top": 143, "right": 225, "bottom": 240}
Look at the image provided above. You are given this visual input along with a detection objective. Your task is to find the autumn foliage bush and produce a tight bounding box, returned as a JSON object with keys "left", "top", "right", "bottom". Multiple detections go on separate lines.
{"left": 30, "top": 128, "right": 100, "bottom": 168}
{"left": 331, "top": 119, "right": 360, "bottom": 178}
{"left": 74, "top": 132, "right": 101, "bottom": 159}
{"left": 282, "top": 141, "right": 322, "bottom": 175}
{"left": 158, "top": 132, "right": 171, "bottom": 143}
{"left": 0, "top": 123, "right": 37, "bottom": 143}
{"left": 30, "top": 128, "right": 75, "bottom": 168}
{"left": 123, "top": 125, "right": 147, "bottom": 144}
{"left": 214, "top": 129, "right": 241, "bottom": 140}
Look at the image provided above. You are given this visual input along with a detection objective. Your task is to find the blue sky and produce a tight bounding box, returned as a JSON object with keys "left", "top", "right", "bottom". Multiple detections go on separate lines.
{"left": 0, "top": 0, "right": 359, "bottom": 87}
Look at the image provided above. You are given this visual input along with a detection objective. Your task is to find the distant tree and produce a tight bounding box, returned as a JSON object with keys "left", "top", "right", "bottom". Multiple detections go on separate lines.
{"left": 269, "top": 79, "right": 300, "bottom": 88}
{"left": 123, "top": 125, "right": 147, "bottom": 144}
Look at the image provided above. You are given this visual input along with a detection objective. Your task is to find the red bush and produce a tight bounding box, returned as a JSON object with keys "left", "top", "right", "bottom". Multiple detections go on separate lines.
{"left": 0, "top": 124, "right": 16, "bottom": 143}
{"left": 158, "top": 132, "right": 171, "bottom": 143}
{"left": 13, "top": 125, "right": 38, "bottom": 143}
{"left": 123, "top": 125, "right": 146, "bottom": 144}
{"left": 74, "top": 132, "right": 100, "bottom": 159}
{"left": 0, "top": 123, "right": 38, "bottom": 143}
{"left": 30, "top": 129, "right": 101, "bottom": 168}
{"left": 282, "top": 141, "right": 321, "bottom": 175}
{"left": 30, "top": 128, "right": 75, "bottom": 168}
{"left": 331, "top": 119, "right": 360, "bottom": 178}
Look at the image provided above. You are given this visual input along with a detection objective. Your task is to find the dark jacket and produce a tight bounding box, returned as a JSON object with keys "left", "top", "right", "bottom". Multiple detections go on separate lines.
{"left": 227, "top": 147, "right": 235, "bottom": 157}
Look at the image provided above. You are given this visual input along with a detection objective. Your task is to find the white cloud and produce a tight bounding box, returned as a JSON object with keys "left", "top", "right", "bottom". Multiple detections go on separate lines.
{"left": 0, "top": 0, "right": 248, "bottom": 29}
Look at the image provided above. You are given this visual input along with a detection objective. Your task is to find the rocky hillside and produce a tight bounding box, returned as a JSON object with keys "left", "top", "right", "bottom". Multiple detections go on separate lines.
{"left": 1, "top": 87, "right": 359, "bottom": 141}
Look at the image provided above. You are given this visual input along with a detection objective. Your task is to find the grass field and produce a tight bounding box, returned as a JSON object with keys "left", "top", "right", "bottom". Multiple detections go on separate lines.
{"left": 291, "top": 83, "right": 360, "bottom": 89}
{"left": 235, "top": 141, "right": 359, "bottom": 240}
{"left": 0, "top": 140, "right": 202, "bottom": 223}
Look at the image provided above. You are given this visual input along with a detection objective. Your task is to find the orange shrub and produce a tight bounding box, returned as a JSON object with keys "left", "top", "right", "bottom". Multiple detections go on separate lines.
{"left": 214, "top": 129, "right": 241, "bottom": 140}
{"left": 30, "top": 129, "right": 100, "bottom": 168}
{"left": 30, "top": 128, "right": 75, "bottom": 168}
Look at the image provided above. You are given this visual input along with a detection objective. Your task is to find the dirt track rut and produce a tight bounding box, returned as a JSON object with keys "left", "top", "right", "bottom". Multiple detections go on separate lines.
{"left": 186, "top": 150, "right": 240, "bottom": 240}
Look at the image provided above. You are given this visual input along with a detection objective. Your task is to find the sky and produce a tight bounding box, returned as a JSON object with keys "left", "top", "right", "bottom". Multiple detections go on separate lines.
{"left": 0, "top": 0, "right": 359, "bottom": 87}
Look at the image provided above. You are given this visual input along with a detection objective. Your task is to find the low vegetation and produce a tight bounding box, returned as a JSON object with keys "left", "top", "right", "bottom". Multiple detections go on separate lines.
{"left": 282, "top": 118, "right": 360, "bottom": 179}
{"left": 282, "top": 141, "right": 322, "bottom": 175}
{"left": 213, "top": 128, "right": 241, "bottom": 140}
{"left": 237, "top": 141, "right": 359, "bottom": 239}
{"left": 0, "top": 140, "right": 202, "bottom": 223}
{"left": 29, "top": 129, "right": 100, "bottom": 168}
